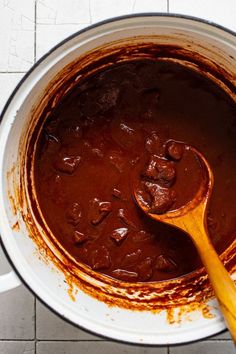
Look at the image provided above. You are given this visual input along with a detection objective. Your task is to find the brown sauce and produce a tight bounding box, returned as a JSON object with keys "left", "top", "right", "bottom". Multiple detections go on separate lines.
{"left": 34, "top": 59, "right": 236, "bottom": 283}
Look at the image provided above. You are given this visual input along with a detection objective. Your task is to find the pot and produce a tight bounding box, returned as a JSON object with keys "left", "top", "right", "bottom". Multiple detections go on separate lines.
{"left": 0, "top": 14, "right": 235, "bottom": 345}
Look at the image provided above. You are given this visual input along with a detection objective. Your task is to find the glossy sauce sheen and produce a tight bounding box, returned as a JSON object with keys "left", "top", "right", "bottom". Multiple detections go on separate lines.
{"left": 34, "top": 60, "right": 236, "bottom": 282}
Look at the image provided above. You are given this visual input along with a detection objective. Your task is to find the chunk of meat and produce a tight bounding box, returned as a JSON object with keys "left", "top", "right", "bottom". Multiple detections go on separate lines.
{"left": 65, "top": 202, "right": 82, "bottom": 225}
{"left": 90, "top": 198, "right": 112, "bottom": 225}
{"left": 91, "top": 211, "right": 110, "bottom": 225}
{"left": 97, "top": 86, "right": 119, "bottom": 110}
{"left": 154, "top": 254, "right": 178, "bottom": 272}
{"left": 91, "top": 148, "right": 104, "bottom": 158}
{"left": 144, "top": 182, "right": 176, "bottom": 214}
{"left": 112, "top": 188, "right": 122, "bottom": 199}
{"left": 54, "top": 155, "right": 81, "bottom": 174}
{"left": 165, "top": 141, "right": 184, "bottom": 161}
{"left": 99, "top": 201, "right": 112, "bottom": 213}
{"left": 120, "top": 123, "right": 134, "bottom": 134}
{"left": 83, "top": 138, "right": 105, "bottom": 159}
{"left": 122, "top": 249, "right": 142, "bottom": 267}
{"left": 118, "top": 208, "right": 136, "bottom": 229}
{"left": 137, "top": 257, "right": 153, "bottom": 281}
{"left": 155, "top": 157, "right": 176, "bottom": 184}
{"left": 145, "top": 132, "right": 160, "bottom": 154}
{"left": 112, "top": 269, "right": 138, "bottom": 282}
{"left": 142, "top": 155, "right": 176, "bottom": 186}
{"left": 73, "top": 231, "right": 88, "bottom": 244}
{"left": 91, "top": 246, "right": 111, "bottom": 270}
{"left": 110, "top": 228, "right": 128, "bottom": 243}
{"left": 79, "top": 85, "right": 119, "bottom": 116}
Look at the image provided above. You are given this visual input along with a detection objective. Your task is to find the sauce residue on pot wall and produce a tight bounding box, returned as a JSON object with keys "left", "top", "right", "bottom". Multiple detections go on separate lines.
{"left": 14, "top": 37, "right": 236, "bottom": 322}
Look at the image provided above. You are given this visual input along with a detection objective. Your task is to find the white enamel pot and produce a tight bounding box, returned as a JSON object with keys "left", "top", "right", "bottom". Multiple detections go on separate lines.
{"left": 0, "top": 14, "right": 236, "bottom": 345}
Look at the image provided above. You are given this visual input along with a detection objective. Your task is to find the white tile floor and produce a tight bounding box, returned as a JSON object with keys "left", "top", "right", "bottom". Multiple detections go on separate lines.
{"left": 0, "top": 0, "right": 235, "bottom": 353}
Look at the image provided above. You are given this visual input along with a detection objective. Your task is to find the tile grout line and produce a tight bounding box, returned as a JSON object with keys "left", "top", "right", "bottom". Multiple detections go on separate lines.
{"left": 88, "top": 0, "right": 92, "bottom": 24}
{"left": 36, "top": 22, "right": 91, "bottom": 25}
{"left": 0, "top": 71, "right": 27, "bottom": 74}
{"left": 31, "top": 339, "right": 107, "bottom": 342}
{"left": 132, "top": 0, "right": 136, "bottom": 13}
{"left": 34, "top": 0, "right": 37, "bottom": 63}
{"left": 34, "top": 297, "right": 37, "bottom": 353}
{"left": 0, "top": 338, "right": 232, "bottom": 342}
{"left": 0, "top": 340, "right": 36, "bottom": 342}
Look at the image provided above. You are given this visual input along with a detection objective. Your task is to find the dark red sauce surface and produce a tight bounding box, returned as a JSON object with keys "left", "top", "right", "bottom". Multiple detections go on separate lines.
{"left": 34, "top": 60, "right": 236, "bottom": 282}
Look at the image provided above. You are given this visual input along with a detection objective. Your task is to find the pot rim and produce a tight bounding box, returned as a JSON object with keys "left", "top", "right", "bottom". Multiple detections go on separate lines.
{"left": 0, "top": 13, "right": 235, "bottom": 345}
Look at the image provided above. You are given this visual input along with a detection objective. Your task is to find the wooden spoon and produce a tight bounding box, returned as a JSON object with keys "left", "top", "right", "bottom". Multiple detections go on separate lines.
{"left": 133, "top": 146, "right": 236, "bottom": 341}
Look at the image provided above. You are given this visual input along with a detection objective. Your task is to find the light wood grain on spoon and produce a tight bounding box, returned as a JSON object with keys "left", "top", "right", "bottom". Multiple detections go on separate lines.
{"left": 134, "top": 146, "right": 236, "bottom": 342}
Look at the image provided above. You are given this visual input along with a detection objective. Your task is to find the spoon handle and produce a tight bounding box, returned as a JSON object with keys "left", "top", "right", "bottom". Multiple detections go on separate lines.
{"left": 193, "top": 226, "right": 236, "bottom": 342}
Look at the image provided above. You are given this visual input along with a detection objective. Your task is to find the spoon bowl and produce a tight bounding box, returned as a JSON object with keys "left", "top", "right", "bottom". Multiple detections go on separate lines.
{"left": 134, "top": 146, "right": 213, "bottom": 228}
